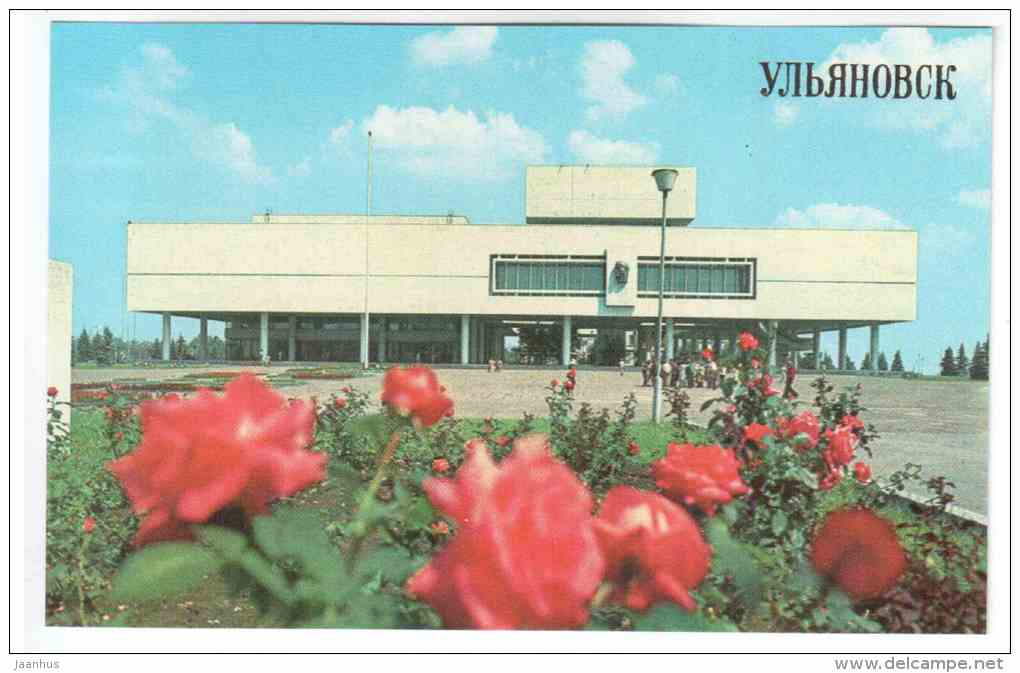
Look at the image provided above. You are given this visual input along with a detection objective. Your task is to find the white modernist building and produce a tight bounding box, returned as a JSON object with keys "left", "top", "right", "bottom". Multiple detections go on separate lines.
{"left": 126, "top": 166, "right": 917, "bottom": 369}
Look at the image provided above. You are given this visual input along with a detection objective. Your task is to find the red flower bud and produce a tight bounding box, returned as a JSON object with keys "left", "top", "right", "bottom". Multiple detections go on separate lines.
{"left": 83, "top": 516, "right": 96, "bottom": 534}
{"left": 743, "top": 423, "right": 774, "bottom": 448}
{"left": 432, "top": 457, "right": 451, "bottom": 474}
{"left": 737, "top": 332, "right": 759, "bottom": 352}
{"left": 810, "top": 509, "right": 907, "bottom": 601}
{"left": 564, "top": 379, "right": 575, "bottom": 391}
{"left": 333, "top": 397, "right": 347, "bottom": 409}
{"left": 107, "top": 374, "right": 325, "bottom": 547}
{"left": 341, "top": 386, "right": 352, "bottom": 394}
{"left": 818, "top": 469, "right": 842, "bottom": 491}
{"left": 430, "top": 521, "right": 450, "bottom": 536}
{"left": 407, "top": 434, "right": 604, "bottom": 629}
{"left": 627, "top": 441, "right": 640, "bottom": 456}
{"left": 47, "top": 386, "right": 58, "bottom": 398}
{"left": 495, "top": 435, "right": 511, "bottom": 447}
{"left": 594, "top": 486, "right": 710, "bottom": 612}
{"left": 751, "top": 357, "right": 762, "bottom": 369}
{"left": 380, "top": 366, "right": 454, "bottom": 429}
{"left": 853, "top": 461, "right": 872, "bottom": 484}
{"left": 652, "top": 443, "right": 751, "bottom": 516}
{"left": 702, "top": 347, "right": 714, "bottom": 361}
{"left": 842, "top": 414, "right": 865, "bottom": 432}
{"left": 550, "top": 379, "right": 560, "bottom": 388}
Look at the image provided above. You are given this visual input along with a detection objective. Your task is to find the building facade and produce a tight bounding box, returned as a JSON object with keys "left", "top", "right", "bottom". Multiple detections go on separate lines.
{"left": 126, "top": 166, "right": 918, "bottom": 369}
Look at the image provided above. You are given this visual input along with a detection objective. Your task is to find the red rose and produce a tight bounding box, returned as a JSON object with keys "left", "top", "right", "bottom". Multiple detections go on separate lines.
{"left": 406, "top": 434, "right": 605, "bottom": 629}
{"left": 823, "top": 426, "right": 856, "bottom": 468}
{"left": 432, "top": 457, "right": 451, "bottom": 474}
{"left": 380, "top": 366, "right": 454, "bottom": 429}
{"left": 495, "top": 435, "right": 511, "bottom": 447}
{"left": 107, "top": 374, "right": 326, "bottom": 547}
{"left": 725, "top": 404, "right": 737, "bottom": 414}
{"left": 341, "top": 386, "right": 352, "bottom": 394}
{"left": 564, "top": 379, "right": 575, "bottom": 392}
{"left": 842, "top": 414, "right": 865, "bottom": 432}
{"left": 702, "top": 347, "right": 714, "bottom": 361}
{"left": 810, "top": 509, "right": 907, "bottom": 601}
{"left": 594, "top": 486, "right": 710, "bottom": 612}
{"left": 430, "top": 521, "right": 450, "bottom": 536}
{"left": 47, "top": 386, "right": 58, "bottom": 398}
{"left": 333, "top": 397, "right": 347, "bottom": 409}
{"left": 750, "top": 357, "right": 762, "bottom": 369}
{"left": 627, "top": 441, "right": 640, "bottom": 456}
{"left": 853, "top": 461, "right": 872, "bottom": 484}
{"left": 737, "top": 332, "right": 759, "bottom": 352}
{"left": 652, "top": 443, "right": 751, "bottom": 516}
{"left": 83, "top": 516, "right": 96, "bottom": 534}
{"left": 752, "top": 373, "right": 779, "bottom": 397}
{"left": 743, "top": 423, "right": 774, "bottom": 448}
{"left": 777, "top": 411, "right": 821, "bottom": 451}
{"left": 550, "top": 379, "right": 560, "bottom": 388}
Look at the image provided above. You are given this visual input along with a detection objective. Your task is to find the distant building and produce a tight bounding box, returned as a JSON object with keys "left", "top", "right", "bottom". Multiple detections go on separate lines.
{"left": 126, "top": 166, "right": 917, "bottom": 369}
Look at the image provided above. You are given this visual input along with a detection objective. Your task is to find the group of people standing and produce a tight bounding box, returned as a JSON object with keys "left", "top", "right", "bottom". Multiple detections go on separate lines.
{"left": 641, "top": 354, "right": 728, "bottom": 390}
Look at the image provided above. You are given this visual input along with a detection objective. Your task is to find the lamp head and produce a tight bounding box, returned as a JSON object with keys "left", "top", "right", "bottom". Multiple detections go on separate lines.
{"left": 651, "top": 168, "right": 679, "bottom": 193}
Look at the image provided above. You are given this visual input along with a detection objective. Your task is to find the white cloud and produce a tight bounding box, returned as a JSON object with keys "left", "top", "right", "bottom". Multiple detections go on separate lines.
{"left": 654, "top": 73, "right": 680, "bottom": 97}
{"left": 99, "top": 43, "right": 274, "bottom": 184}
{"left": 362, "top": 104, "right": 547, "bottom": 180}
{"left": 579, "top": 40, "right": 648, "bottom": 122}
{"left": 409, "top": 26, "right": 498, "bottom": 67}
{"left": 287, "top": 157, "right": 312, "bottom": 178}
{"left": 773, "top": 204, "right": 908, "bottom": 230}
{"left": 567, "top": 130, "right": 659, "bottom": 164}
{"left": 328, "top": 119, "right": 355, "bottom": 155}
{"left": 821, "top": 28, "right": 992, "bottom": 148}
{"left": 773, "top": 101, "right": 799, "bottom": 127}
{"left": 957, "top": 188, "right": 991, "bottom": 210}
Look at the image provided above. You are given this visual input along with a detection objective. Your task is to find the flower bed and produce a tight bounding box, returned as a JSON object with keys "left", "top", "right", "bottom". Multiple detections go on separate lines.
{"left": 45, "top": 351, "right": 986, "bottom": 632}
{"left": 288, "top": 368, "right": 359, "bottom": 380}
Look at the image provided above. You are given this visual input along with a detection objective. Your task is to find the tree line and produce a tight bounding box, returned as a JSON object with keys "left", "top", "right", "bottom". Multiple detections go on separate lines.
{"left": 938, "top": 336, "right": 989, "bottom": 380}
{"left": 73, "top": 327, "right": 226, "bottom": 365}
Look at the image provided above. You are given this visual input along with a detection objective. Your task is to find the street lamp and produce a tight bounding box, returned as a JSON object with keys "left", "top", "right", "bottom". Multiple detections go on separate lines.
{"left": 651, "top": 168, "right": 679, "bottom": 423}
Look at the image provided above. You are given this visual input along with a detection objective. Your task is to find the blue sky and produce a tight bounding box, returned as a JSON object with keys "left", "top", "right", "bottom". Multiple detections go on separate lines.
{"left": 49, "top": 23, "right": 993, "bottom": 371}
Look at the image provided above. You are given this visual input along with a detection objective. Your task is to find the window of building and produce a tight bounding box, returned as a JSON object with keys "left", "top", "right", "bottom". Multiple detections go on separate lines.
{"left": 490, "top": 255, "right": 605, "bottom": 296}
{"left": 637, "top": 257, "right": 755, "bottom": 299}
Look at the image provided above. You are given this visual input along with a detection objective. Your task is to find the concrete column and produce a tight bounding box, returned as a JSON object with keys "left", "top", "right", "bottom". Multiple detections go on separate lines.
{"left": 460, "top": 316, "right": 470, "bottom": 365}
{"left": 838, "top": 327, "right": 848, "bottom": 370}
{"left": 161, "top": 313, "right": 171, "bottom": 361}
{"left": 869, "top": 323, "right": 880, "bottom": 372}
{"left": 812, "top": 329, "right": 821, "bottom": 370}
{"left": 260, "top": 312, "right": 269, "bottom": 363}
{"left": 713, "top": 333, "right": 722, "bottom": 354}
{"left": 199, "top": 317, "right": 208, "bottom": 361}
{"left": 732, "top": 329, "right": 740, "bottom": 354}
{"left": 767, "top": 320, "right": 779, "bottom": 368}
{"left": 562, "top": 316, "right": 572, "bottom": 366}
{"left": 288, "top": 316, "right": 297, "bottom": 362}
{"left": 360, "top": 312, "right": 370, "bottom": 368}
{"left": 665, "top": 321, "right": 675, "bottom": 360}
{"left": 377, "top": 316, "right": 387, "bottom": 363}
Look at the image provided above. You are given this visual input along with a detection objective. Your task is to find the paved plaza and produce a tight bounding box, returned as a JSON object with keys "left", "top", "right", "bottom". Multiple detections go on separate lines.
{"left": 72, "top": 366, "right": 991, "bottom": 516}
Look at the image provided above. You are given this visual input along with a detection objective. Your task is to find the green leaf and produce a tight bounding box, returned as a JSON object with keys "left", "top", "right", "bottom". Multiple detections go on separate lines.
{"left": 346, "top": 413, "right": 393, "bottom": 445}
{"left": 824, "top": 589, "right": 882, "bottom": 633}
{"left": 705, "top": 518, "right": 764, "bottom": 610}
{"left": 237, "top": 549, "right": 296, "bottom": 605}
{"left": 252, "top": 509, "right": 345, "bottom": 588}
{"left": 700, "top": 398, "right": 720, "bottom": 412}
{"left": 632, "top": 604, "right": 737, "bottom": 632}
{"left": 771, "top": 510, "right": 788, "bottom": 536}
{"left": 357, "top": 544, "right": 423, "bottom": 584}
{"left": 111, "top": 543, "right": 222, "bottom": 602}
{"left": 193, "top": 524, "right": 248, "bottom": 560}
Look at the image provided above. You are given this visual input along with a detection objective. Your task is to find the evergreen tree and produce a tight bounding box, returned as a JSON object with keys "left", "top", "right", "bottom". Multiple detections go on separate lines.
{"left": 890, "top": 350, "right": 905, "bottom": 372}
{"left": 96, "top": 326, "right": 115, "bottom": 364}
{"left": 861, "top": 352, "right": 872, "bottom": 370}
{"left": 939, "top": 347, "right": 957, "bottom": 376}
{"left": 174, "top": 335, "right": 189, "bottom": 360}
{"left": 877, "top": 352, "right": 889, "bottom": 371}
{"left": 77, "top": 329, "right": 92, "bottom": 362}
{"left": 844, "top": 355, "right": 856, "bottom": 371}
{"left": 955, "top": 342, "right": 969, "bottom": 375}
{"left": 150, "top": 339, "right": 162, "bottom": 360}
{"left": 820, "top": 352, "right": 835, "bottom": 370}
{"left": 969, "top": 341, "right": 989, "bottom": 380}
